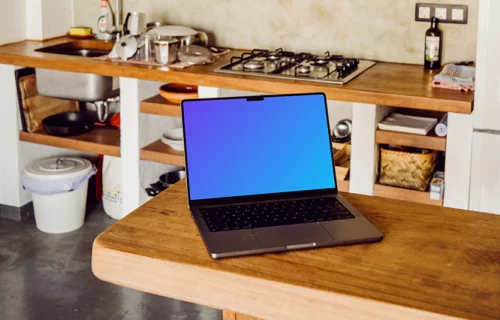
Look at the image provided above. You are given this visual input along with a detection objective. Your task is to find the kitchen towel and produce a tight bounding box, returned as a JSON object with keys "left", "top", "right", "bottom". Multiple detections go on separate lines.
{"left": 432, "top": 64, "right": 475, "bottom": 91}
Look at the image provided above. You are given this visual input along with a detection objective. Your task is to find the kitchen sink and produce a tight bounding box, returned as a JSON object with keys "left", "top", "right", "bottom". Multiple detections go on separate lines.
{"left": 36, "top": 40, "right": 114, "bottom": 57}
{"left": 35, "top": 40, "right": 119, "bottom": 102}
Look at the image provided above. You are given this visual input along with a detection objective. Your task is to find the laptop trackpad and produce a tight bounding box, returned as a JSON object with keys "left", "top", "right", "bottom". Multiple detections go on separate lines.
{"left": 254, "top": 223, "right": 332, "bottom": 248}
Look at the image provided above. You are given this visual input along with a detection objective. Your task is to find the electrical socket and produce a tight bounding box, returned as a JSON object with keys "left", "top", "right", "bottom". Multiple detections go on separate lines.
{"left": 415, "top": 3, "right": 468, "bottom": 24}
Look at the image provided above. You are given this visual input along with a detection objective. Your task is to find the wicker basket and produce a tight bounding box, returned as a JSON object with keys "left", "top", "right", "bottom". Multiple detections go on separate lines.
{"left": 379, "top": 147, "right": 438, "bottom": 191}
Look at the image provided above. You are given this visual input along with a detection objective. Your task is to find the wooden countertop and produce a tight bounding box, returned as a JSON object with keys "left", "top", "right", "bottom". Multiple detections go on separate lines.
{"left": 92, "top": 182, "right": 500, "bottom": 320}
{"left": 0, "top": 37, "right": 474, "bottom": 114}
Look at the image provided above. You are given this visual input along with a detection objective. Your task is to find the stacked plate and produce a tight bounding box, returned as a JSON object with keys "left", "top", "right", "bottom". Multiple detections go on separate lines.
{"left": 161, "top": 127, "right": 184, "bottom": 151}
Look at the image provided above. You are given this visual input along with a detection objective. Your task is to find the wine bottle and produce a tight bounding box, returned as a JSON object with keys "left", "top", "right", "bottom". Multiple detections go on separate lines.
{"left": 424, "top": 17, "right": 442, "bottom": 70}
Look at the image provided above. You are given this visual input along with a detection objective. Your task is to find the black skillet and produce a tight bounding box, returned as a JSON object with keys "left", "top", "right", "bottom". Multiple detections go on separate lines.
{"left": 43, "top": 112, "right": 95, "bottom": 137}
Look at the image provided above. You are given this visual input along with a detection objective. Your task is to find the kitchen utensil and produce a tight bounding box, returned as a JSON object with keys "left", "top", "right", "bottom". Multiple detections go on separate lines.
{"left": 160, "top": 127, "right": 184, "bottom": 151}
{"left": 147, "top": 26, "right": 208, "bottom": 47}
{"left": 332, "top": 119, "right": 352, "bottom": 143}
{"left": 147, "top": 21, "right": 163, "bottom": 31}
{"left": 159, "top": 83, "right": 198, "bottom": 104}
{"left": 114, "top": 35, "right": 138, "bottom": 61}
{"left": 43, "top": 112, "right": 94, "bottom": 137}
{"left": 159, "top": 170, "right": 186, "bottom": 187}
{"left": 177, "top": 45, "right": 215, "bottom": 65}
{"left": 16, "top": 68, "right": 80, "bottom": 133}
{"left": 124, "top": 12, "right": 146, "bottom": 36}
{"left": 154, "top": 37, "right": 180, "bottom": 65}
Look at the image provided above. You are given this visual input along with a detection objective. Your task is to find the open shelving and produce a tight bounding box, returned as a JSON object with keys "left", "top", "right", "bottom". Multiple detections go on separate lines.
{"left": 140, "top": 139, "right": 185, "bottom": 166}
{"left": 140, "top": 95, "right": 181, "bottom": 117}
{"left": 19, "top": 129, "right": 121, "bottom": 157}
{"left": 376, "top": 129, "right": 446, "bottom": 151}
{"left": 373, "top": 183, "right": 443, "bottom": 206}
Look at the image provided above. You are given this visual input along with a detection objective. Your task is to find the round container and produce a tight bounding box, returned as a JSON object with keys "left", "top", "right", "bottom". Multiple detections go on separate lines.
{"left": 154, "top": 37, "right": 180, "bottom": 65}
{"left": 160, "top": 127, "right": 184, "bottom": 151}
{"left": 24, "top": 157, "right": 93, "bottom": 234}
{"left": 159, "top": 83, "right": 198, "bottom": 104}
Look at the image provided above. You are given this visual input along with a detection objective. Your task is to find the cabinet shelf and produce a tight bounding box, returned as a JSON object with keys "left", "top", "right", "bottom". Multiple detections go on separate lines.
{"left": 373, "top": 183, "right": 443, "bottom": 206}
{"left": 140, "top": 139, "right": 185, "bottom": 166}
{"left": 19, "top": 129, "right": 121, "bottom": 157}
{"left": 376, "top": 130, "right": 446, "bottom": 151}
{"left": 140, "top": 95, "right": 181, "bottom": 117}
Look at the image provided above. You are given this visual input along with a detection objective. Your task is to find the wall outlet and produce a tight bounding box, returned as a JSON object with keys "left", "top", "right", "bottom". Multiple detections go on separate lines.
{"left": 435, "top": 7, "right": 447, "bottom": 20}
{"left": 415, "top": 3, "right": 468, "bottom": 24}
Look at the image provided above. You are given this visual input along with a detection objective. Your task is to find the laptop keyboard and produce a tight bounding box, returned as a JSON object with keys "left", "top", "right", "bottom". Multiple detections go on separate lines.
{"left": 200, "top": 198, "right": 355, "bottom": 232}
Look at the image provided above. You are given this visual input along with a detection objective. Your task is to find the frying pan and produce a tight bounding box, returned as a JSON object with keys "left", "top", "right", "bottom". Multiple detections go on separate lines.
{"left": 43, "top": 112, "right": 94, "bottom": 137}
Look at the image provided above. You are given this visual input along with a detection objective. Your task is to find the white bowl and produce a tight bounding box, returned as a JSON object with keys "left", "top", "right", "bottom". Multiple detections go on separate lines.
{"left": 160, "top": 128, "right": 184, "bottom": 151}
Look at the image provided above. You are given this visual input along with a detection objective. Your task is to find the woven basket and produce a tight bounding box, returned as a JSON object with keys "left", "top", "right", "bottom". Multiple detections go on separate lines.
{"left": 379, "top": 147, "right": 438, "bottom": 191}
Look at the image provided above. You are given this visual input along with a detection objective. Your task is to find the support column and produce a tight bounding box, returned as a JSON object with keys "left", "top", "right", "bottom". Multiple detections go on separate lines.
{"left": 120, "top": 77, "right": 141, "bottom": 216}
{"left": 444, "top": 112, "right": 473, "bottom": 209}
{"left": 0, "top": 64, "right": 23, "bottom": 208}
{"left": 350, "top": 103, "right": 391, "bottom": 195}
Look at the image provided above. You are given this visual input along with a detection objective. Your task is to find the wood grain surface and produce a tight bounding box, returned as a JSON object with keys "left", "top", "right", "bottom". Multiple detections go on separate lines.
{"left": 92, "top": 182, "right": 500, "bottom": 320}
{"left": 376, "top": 130, "right": 447, "bottom": 151}
{"left": 140, "top": 95, "right": 182, "bottom": 117}
{"left": 0, "top": 37, "right": 474, "bottom": 114}
{"left": 20, "top": 128, "right": 121, "bottom": 156}
{"left": 140, "top": 139, "right": 185, "bottom": 166}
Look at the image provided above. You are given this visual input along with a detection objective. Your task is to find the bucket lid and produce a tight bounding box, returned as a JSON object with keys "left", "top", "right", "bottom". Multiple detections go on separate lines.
{"left": 24, "top": 157, "right": 93, "bottom": 180}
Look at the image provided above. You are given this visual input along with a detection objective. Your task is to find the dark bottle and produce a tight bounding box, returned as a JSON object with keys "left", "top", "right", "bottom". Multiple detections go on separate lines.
{"left": 424, "top": 17, "right": 442, "bottom": 69}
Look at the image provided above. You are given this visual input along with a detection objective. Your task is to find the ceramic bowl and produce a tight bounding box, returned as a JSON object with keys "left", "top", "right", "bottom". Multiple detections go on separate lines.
{"left": 160, "top": 128, "right": 184, "bottom": 151}
{"left": 159, "top": 83, "right": 198, "bottom": 104}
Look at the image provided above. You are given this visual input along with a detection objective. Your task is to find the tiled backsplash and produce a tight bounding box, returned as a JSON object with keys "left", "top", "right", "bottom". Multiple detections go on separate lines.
{"left": 73, "top": 0, "right": 478, "bottom": 64}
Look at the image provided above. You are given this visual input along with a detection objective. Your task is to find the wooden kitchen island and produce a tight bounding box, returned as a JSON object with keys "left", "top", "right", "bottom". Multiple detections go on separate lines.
{"left": 92, "top": 182, "right": 500, "bottom": 320}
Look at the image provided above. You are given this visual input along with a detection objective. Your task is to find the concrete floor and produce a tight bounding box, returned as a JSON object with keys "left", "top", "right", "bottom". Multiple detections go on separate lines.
{"left": 0, "top": 203, "right": 221, "bottom": 320}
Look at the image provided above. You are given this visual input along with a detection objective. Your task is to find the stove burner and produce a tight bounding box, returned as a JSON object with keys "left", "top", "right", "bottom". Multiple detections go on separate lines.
{"left": 311, "top": 59, "right": 329, "bottom": 66}
{"left": 297, "top": 65, "right": 311, "bottom": 74}
{"left": 267, "top": 53, "right": 282, "bottom": 61}
{"left": 243, "top": 60, "right": 265, "bottom": 71}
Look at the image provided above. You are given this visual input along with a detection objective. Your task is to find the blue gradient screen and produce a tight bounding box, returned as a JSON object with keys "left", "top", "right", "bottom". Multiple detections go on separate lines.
{"left": 182, "top": 94, "right": 336, "bottom": 201}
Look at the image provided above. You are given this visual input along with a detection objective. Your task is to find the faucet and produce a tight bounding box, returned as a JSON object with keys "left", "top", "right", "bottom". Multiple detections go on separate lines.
{"left": 105, "top": 0, "right": 123, "bottom": 41}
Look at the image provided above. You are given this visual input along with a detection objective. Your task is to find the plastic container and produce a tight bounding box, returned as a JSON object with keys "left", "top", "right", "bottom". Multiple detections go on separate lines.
{"left": 22, "top": 157, "right": 95, "bottom": 233}
{"left": 102, "top": 155, "right": 123, "bottom": 220}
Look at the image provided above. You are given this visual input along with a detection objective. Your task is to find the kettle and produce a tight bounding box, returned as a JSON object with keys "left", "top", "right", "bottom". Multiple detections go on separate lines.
{"left": 124, "top": 12, "right": 146, "bottom": 36}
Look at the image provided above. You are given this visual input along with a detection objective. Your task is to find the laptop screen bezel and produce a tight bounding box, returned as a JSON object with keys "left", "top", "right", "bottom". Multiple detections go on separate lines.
{"left": 181, "top": 92, "right": 339, "bottom": 207}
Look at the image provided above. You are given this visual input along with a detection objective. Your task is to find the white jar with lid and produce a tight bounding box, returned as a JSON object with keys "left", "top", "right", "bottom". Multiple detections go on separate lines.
{"left": 22, "top": 157, "right": 95, "bottom": 233}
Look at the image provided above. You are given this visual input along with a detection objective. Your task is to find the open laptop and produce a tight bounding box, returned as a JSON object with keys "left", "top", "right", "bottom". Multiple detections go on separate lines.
{"left": 181, "top": 93, "right": 382, "bottom": 259}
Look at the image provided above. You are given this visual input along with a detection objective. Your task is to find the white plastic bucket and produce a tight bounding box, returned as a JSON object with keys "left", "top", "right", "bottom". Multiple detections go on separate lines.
{"left": 32, "top": 181, "right": 89, "bottom": 233}
{"left": 23, "top": 157, "right": 94, "bottom": 234}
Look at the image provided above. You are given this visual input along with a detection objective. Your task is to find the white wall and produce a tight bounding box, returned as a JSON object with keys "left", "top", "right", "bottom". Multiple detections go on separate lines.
{"left": 26, "top": 0, "right": 73, "bottom": 40}
{"left": 73, "top": 0, "right": 478, "bottom": 64}
{"left": 0, "top": 0, "right": 26, "bottom": 45}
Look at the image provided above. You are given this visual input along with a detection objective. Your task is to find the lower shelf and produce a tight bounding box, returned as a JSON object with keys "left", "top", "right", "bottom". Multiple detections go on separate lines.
{"left": 337, "top": 180, "right": 350, "bottom": 193}
{"left": 19, "top": 129, "right": 121, "bottom": 157}
{"left": 373, "top": 183, "right": 443, "bottom": 206}
{"left": 140, "top": 139, "right": 185, "bottom": 166}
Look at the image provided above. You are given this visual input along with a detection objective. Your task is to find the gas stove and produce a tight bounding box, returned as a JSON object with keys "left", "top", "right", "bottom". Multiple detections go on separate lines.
{"left": 215, "top": 48, "right": 375, "bottom": 85}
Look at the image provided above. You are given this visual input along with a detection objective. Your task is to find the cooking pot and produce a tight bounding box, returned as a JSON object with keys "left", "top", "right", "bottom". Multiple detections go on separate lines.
{"left": 147, "top": 25, "right": 208, "bottom": 47}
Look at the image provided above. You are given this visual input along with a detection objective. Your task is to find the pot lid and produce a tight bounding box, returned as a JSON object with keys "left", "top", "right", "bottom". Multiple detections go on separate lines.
{"left": 24, "top": 157, "right": 93, "bottom": 180}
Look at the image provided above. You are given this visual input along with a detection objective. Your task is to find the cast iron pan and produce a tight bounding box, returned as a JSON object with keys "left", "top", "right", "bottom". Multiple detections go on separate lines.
{"left": 43, "top": 112, "right": 95, "bottom": 137}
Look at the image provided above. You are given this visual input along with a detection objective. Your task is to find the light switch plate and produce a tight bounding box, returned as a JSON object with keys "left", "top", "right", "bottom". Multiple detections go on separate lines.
{"left": 452, "top": 8, "right": 465, "bottom": 21}
{"left": 415, "top": 3, "right": 468, "bottom": 24}
{"left": 419, "top": 6, "right": 431, "bottom": 19}
{"left": 435, "top": 7, "right": 447, "bottom": 20}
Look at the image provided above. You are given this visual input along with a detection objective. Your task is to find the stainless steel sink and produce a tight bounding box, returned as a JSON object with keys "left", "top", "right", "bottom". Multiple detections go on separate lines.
{"left": 35, "top": 40, "right": 119, "bottom": 102}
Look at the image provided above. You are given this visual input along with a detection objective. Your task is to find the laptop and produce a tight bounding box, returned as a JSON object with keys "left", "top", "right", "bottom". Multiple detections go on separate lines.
{"left": 181, "top": 93, "right": 382, "bottom": 259}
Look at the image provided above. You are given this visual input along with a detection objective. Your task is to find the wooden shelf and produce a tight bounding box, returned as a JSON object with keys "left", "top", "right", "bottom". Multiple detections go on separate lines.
{"left": 337, "top": 180, "right": 350, "bottom": 193}
{"left": 19, "top": 129, "right": 120, "bottom": 157}
{"left": 140, "top": 139, "right": 185, "bottom": 166}
{"left": 373, "top": 183, "right": 443, "bottom": 206}
{"left": 140, "top": 95, "right": 181, "bottom": 117}
{"left": 376, "top": 130, "right": 446, "bottom": 151}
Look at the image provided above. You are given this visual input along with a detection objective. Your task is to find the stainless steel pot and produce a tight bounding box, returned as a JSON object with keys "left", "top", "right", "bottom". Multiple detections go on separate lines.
{"left": 154, "top": 37, "right": 180, "bottom": 65}
{"left": 178, "top": 32, "right": 208, "bottom": 47}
